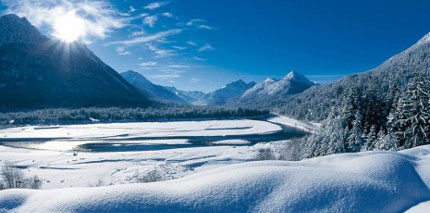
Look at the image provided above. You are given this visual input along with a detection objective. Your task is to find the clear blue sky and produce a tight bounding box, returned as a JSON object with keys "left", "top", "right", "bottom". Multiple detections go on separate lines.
{"left": 1, "top": 0, "right": 430, "bottom": 92}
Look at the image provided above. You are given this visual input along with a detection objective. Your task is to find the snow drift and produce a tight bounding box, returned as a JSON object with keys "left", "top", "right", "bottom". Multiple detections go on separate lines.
{"left": 1, "top": 145, "right": 430, "bottom": 212}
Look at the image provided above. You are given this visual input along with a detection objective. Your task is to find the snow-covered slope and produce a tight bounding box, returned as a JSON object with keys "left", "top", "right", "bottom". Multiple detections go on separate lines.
{"left": 121, "top": 70, "right": 188, "bottom": 105}
{"left": 163, "top": 87, "right": 207, "bottom": 105}
{"left": 203, "top": 79, "right": 256, "bottom": 106}
{"left": 239, "top": 71, "right": 317, "bottom": 106}
{"left": 279, "top": 32, "right": 430, "bottom": 121}
{"left": 2, "top": 145, "right": 430, "bottom": 212}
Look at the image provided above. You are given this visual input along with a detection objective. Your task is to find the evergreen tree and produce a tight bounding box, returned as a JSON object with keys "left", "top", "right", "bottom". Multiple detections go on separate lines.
{"left": 362, "top": 125, "right": 378, "bottom": 151}
{"left": 374, "top": 132, "right": 398, "bottom": 151}
{"left": 342, "top": 84, "right": 361, "bottom": 129}
{"left": 346, "top": 111, "right": 364, "bottom": 152}
{"left": 396, "top": 71, "right": 430, "bottom": 148}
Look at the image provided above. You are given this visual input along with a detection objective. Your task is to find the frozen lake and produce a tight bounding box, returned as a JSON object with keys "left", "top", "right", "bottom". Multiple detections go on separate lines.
{"left": 0, "top": 116, "right": 317, "bottom": 189}
{"left": 0, "top": 117, "right": 309, "bottom": 152}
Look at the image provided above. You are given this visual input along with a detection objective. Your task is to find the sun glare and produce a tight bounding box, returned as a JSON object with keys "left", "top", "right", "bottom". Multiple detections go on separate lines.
{"left": 53, "top": 12, "right": 85, "bottom": 43}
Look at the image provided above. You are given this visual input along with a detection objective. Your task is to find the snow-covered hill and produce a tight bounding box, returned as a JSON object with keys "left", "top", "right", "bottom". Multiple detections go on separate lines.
{"left": 238, "top": 71, "right": 317, "bottom": 106}
{"left": 121, "top": 70, "right": 188, "bottom": 105}
{"left": 279, "top": 32, "right": 430, "bottom": 122}
{"left": 1, "top": 145, "right": 430, "bottom": 212}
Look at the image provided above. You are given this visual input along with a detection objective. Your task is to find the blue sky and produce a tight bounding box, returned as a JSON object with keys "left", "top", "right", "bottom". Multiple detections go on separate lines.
{"left": 1, "top": 0, "right": 430, "bottom": 92}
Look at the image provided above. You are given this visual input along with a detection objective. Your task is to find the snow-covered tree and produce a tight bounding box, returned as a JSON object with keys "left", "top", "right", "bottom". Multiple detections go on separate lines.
{"left": 346, "top": 111, "right": 364, "bottom": 152}
{"left": 362, "top": 125, "right": 378, "bottom": 151}
{"left": 374, "top": 132, "right": 398, "bottom": 151}
{"left": 395, "top": 71, "right": 430, "bottom": 148}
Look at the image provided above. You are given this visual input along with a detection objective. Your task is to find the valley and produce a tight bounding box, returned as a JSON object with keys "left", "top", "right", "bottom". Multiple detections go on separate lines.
{"left": 0, "top": 116, "right": 313, "bottom": 189}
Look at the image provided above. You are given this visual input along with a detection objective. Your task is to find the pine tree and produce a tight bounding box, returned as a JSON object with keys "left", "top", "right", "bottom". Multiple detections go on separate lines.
{"left": 397, "top": 71, "right": 430, "bottom": 148}
{"left": 346, "top": 111, "right": 364, "bottom": 152}
{"left": 374, "top": 132, "right": 398, "bottom": 151}
{"left": 362, "top": 125, "right": 378, "bottom": 151}
{"left": 342, "top": 84, "right": 361, "bottom": 130}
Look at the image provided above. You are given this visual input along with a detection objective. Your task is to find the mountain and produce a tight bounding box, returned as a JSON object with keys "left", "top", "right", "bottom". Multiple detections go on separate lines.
{"left": 238, "top": 71, "right": 317, "bottom": 106}
{"left": 277, "top": 32, "right": 430, "bottom": 122}
{"left": 120, "top": 71, "right": 187, "bottom": 105}
{"left": 0, "top": 14, "right": 46, "bottom": 45}
{"left": 164, "top": 87, "right": 207, "bottom": 105}
{"left": 165, "top": 80, "right": 256, "bottom": 106}
{"left": 0, "top": 14, "right": 150, "bottom": 108}
{"left": 204, "top": 79, "right": 256, "bottom": 106}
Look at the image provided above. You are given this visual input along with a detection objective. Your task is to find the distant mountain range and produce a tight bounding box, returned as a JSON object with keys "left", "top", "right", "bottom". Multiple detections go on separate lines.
{"left": 238, "top": 71, "right": 317, "bottom": 106}
{"left": 0, "top": 13, "right": 320, "bottom": 109}
{"left": 120, "top": 70, "right": 187, "bottom": 105}
{"left": 201, "top": 80, "right": 256, "bottom": 106}
{"left": 163, "top": 72, "right": 316, "bottom": 107}
{"left": 0, "top": 14, "right": 150, "bottom": 107}
{"left": 123, "top": 71, "right": 257, "bottom": 106}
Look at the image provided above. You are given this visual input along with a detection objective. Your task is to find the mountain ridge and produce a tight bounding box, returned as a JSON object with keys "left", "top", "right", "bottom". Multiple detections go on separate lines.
{"left": 0, "top": 14, "right": 151, "bottom": 107}
{"left": 237, "top": 71, "right": 317, "bottom": 107}
{"left": 277, "top": 32, "right": 430, "bottom": 121}
{"left": 121, "top": 70, "right": 188, "bottom": 105}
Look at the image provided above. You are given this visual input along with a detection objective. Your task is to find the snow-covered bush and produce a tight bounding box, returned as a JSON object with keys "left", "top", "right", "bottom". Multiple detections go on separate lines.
{"left": 0, "top": 162, "right": 41, "bottom": 190}
{"left": 254, "top": 149, "right": 276, "bottom": 161}
{"left": 279, "top": 138, "right": 306, "bottom": 161}
{"left": 135, "top": 170, "right": 164, "bottom": 183}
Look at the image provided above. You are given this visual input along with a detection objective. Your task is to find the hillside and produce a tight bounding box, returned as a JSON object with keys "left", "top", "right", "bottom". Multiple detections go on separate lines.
{"left": 0, "top": 14, "right": 150, "bottom": 108}
{"left": 121, "top": 70, "right": 187, "bottom": 105}
{"left": 277, "top": 33, "right": 430, "bottom": 121}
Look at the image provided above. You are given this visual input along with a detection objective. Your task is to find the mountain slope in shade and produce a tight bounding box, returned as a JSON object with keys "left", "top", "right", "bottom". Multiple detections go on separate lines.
{"left": 121, "top": 71, "right": 187, "bottom": 105}
{"left": 0, "top": 14, "right": 46, "bottom": 45}
{"left": 238, "top": 71, "right": 317, "bottom": 106}
{"left": 0, "top": 14, "right": 150, "bottom": 107}
{"left": 278, "top": 32, "right": 430, "bottom": 121}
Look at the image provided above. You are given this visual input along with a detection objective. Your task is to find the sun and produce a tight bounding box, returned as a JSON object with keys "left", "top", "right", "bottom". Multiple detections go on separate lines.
{"left": 53, "top": 12, "right": 86, "bottom": 43}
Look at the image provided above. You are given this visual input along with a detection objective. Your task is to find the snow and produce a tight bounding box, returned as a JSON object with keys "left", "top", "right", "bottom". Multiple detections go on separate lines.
{"left": 407, "top": 201, "right": 430, "bottom": 212}
{"left": 0, "top": 119, "right": 281, "bottom": 140}
{"left": 212, "top": 139, "right": 250, "bottom": 145}
{"left": 268, "top": 114, "right": 320, "bottom": 133}
{"left": 2, "top": 117, "right": 429, "bottom": 212}
{"left": 1, "top": 146, "right": 430, "bottom": 212}
{"left": 0, "top": 144, "right": 256, "bottom": 189}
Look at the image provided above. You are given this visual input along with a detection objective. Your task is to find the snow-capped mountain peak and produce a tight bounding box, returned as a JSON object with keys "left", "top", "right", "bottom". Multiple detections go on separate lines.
{"left": 283, "top": 71, "right": 315, "bottom": 86}
{"left": 239, "top": 71, "right": 317, "bottom": 105}
{"left": 264, "top": 77, "right": 276, "bottom": 83}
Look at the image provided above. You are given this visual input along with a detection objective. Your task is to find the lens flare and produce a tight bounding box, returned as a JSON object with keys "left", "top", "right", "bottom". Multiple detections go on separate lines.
{"left": 53, "top": 12, "right": 85, "bottom": 42}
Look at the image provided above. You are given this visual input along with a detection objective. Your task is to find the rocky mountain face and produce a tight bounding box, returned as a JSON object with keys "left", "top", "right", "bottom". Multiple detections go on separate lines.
{"left": 237, "top": 71, "right": 317, "bottom": 107}
{"left": 121, "top": 71, "right": 187, "bottom": 105}
{"left": 0, "top": 14, "right": 150, "bottom": 108}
